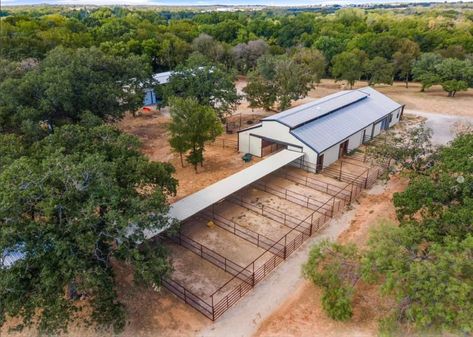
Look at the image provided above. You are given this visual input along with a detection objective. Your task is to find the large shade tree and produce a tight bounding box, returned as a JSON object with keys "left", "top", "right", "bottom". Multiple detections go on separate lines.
{"left": 243, "top": 54, "right": 314, "bottom": 111}
{"left": 331, "top": 49, "right": 367, "bottom": 89}
{"left": 164, "top": 63, "right": 239, "bottom": 121}
{"left": 0, "top": 47, "right": 150, "bottom": 137}
{"left": 393, "top": 39, "right": 420, "bottom": 88}
{"left": 168, "top": 97, "right": 223, "bottom": 171}
{"left": 365, "top": 56, "right": 394, "bottom": 86}
{"left": 0, "top": 125, "right": 177, "bottom": 335}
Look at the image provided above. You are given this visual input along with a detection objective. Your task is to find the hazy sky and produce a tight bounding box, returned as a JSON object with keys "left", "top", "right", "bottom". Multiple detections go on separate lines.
{"left": 3, "top": 0, "right": 463, "bottom": 6}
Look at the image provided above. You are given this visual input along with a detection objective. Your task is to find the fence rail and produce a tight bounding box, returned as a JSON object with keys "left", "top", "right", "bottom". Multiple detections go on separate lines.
{"left": 274, "top": 169, "right": 353, "bottom": 203}
{"left": 165, "top": 232, "right": 253, "bottom": 282}
{"left": 250, "top": 180, "right": 336, "bottom": 214}
{"left": 199, "top": 211, "right": 284, "bottom": 256}
{"left": 161, "top": 278, "right": 214, "bottom": 319}
{"left": 163, "top": 153, "right": 387, "bottom": 320}
{"left": 207, "top": 137, "right": 238, "bottom": 150}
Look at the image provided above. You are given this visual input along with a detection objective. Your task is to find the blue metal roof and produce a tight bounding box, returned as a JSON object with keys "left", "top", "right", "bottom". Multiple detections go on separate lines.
{"left": 262, "top": 90, "right": 369, "bottom": 128}
{"left": 289, "top": 87, "right": 402, "bottom": 153}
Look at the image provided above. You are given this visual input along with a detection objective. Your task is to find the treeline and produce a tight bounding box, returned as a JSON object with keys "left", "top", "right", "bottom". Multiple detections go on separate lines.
{"left": 2, "top": 6, "right": 473, "bottom": 96}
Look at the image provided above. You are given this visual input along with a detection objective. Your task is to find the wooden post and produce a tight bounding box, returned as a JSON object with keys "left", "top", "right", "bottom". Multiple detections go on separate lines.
{"left": 339, "top": 161, "right": 343, "bottom": 181}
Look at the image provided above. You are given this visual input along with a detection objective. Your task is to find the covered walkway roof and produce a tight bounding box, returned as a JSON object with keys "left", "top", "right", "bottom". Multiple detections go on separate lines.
{"left": 169, "top": 149, "right": 303, "bottom": 222}
{"left": 144, "top": 150, "right": 303, "bottom": 239}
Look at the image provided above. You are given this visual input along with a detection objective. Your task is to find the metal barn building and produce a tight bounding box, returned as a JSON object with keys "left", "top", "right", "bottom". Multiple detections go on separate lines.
{"left": 238, "top": 87, "right": 404, "bottom": 172}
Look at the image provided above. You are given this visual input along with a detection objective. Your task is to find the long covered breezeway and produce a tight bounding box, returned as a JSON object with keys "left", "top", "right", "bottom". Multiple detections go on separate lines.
{"left": 166, "top": 149, "right": 304, "bottom": 224}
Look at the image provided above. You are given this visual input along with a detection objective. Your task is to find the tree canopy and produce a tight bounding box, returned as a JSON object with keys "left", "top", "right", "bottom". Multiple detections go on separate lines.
{"left": 304, "top": 133, "right": 473, "bottom": 336}
{"left": 168, "top": 97, "right": 223, "bottom": 171}
{"left": 1, "top": 6, "right": 473, "bottom": 95}
{"left": 163, "top": 63, "right": 239, "bottom": 121}
{"left": 244, "top": 54, "right": 315, "bottom": 111}
{"left": 0, "top": 47, "right": 149, "bottom": 137}
{"left": 0, "top": 125, "right": 177, "bottom": 334}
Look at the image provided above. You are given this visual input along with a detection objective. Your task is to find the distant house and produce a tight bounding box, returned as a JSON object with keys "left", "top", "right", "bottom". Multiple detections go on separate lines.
{"left": 142, "top": 71, "right": 172, "bottom": 107}
{"left": 238, "top": 87, "right": 404, "bottom": 172}
{"left": 1, "top": 244, "right": 25, "bottom": 269}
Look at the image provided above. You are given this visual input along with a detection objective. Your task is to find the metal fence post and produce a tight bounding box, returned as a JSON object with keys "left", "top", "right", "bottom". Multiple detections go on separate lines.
{"left": 331, "top": 198, "right": 335, "bottom": 217}
{"left": 211, "top": 295, "right": 215, "bottom": 321}
{"left": 284, "top": 236, "right": 287, "bottom": 259}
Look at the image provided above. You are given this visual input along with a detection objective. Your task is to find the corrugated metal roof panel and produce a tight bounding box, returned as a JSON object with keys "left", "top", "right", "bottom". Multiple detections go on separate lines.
{"left": 1, "top": 247, "right": 25, "bottom": 268}
{"left": 291, "top": 87, "right": 401, "bottom": 153}
{"left": 144, "top": 149, "right": 304, "bottom": 238}
{"left": 152, "top": 71, "right": 172, "bottom": 85}
{"left": 262, "top": 90, "right": 368, "bottom": 128}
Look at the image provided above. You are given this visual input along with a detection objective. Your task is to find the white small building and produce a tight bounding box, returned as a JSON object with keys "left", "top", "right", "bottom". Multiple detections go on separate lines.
{"left": 238, "top": 87, "right": 404, "bottom": 172}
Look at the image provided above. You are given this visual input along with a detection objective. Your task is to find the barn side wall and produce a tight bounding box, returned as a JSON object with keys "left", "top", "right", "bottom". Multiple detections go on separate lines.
{"left": 238, "top": 121, "right": 318, "bottom": 168}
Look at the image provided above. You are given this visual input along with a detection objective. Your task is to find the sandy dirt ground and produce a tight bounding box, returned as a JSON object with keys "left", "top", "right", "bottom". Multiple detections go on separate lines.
{"left": 252, "top": 175, "right": 409, "bottom": 337}
{"left": 166, "top": 242, "right": 241, "bottom": 300}
{"left": 117, "top": 112, "right": 259, "bottom": 203}
{"left": 181, "top": 217, "right": 268, "bottom": 267}
{"left": 213, "top": 200, "right": 299, "bottom": 242}
{"left": 235, "top": 78, "right": 473, "bottom": 118}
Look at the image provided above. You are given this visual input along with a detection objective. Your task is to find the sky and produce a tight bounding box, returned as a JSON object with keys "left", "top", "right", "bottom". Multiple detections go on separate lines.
{"left": 3, "top": 0, "right": 466, "bottom": 6}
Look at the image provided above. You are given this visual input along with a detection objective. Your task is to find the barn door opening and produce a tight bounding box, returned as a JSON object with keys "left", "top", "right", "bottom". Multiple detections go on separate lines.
{"left": 338, "top": 140, "right": 349, "bottom": 159}
{"left": 261, "top": 139, "right": 285, "bottom": 157}
{"left": 316, "top": 154, "right": 324, "bottom": 173}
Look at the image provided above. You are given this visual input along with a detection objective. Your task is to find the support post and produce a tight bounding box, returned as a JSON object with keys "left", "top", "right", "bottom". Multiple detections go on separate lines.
{"left": 283, "top": 236, "right": 287, "bottom": 259}
{"left": 211, "top": 295, "right": 215, "bottom": 321}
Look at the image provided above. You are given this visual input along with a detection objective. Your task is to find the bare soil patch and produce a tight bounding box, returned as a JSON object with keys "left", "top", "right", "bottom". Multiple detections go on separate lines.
{"left": 181, "top": 216, "right": 268, "bottom": 267}
{"left": 253, "top": 175, "right": 409, "bottom": 337}
{"left": 236, "top": 77, "right": 473, "bottom": 118}
{"left": 117, "top": 111, "right": 260, "bottom": 203}
{"left": 305, "top": 80, "right": 473, "bottom": 117}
